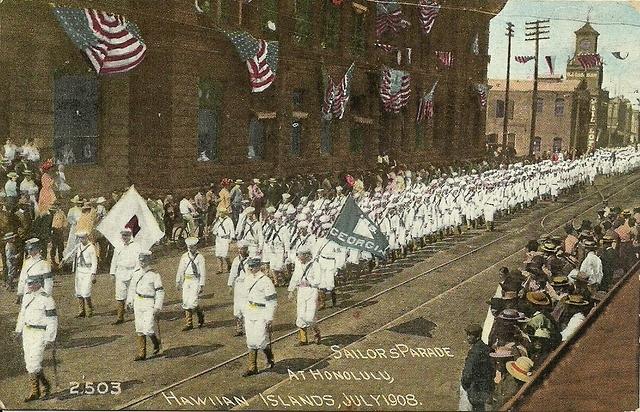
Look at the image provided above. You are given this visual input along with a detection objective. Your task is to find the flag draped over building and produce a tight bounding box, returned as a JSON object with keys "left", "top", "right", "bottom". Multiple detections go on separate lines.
{"left": 52, "top": 7, "right": 147, "bottom": 75}
{"left": 474, "top": 84, "right": 489, "bottom": 108}
{"left": 577, "top": 53, "right": 602, "bottom": 69}
{"left": 327, "top": 196, "right": 389, "bottom": 258}
{"left": 435, "top": 51, "right": 453, "bottom": 67}
{"left": 545, "top": 55, "right": 555, "bottom": 75}
{"left": 97, "top": 186, "right": 164, "bottom": 250}
{"left": 471, "top": 33, "right": 480, "bottom": 55}
{"left": 514, "top": 55, "right": 535, "bottom": 64}
{"left": 380, "top": 67, "right": 411, "bottom": 113}
{"left": 418, "top": 0, "right": 441, "bottom": 35}
{"left": 322, "top": 63, "right": 355, "bottom": 121}
{"left": 416, "top": 81, "right": 438, "bottom": 123}
{"left": 375, "top": 0, "right": 410, "bottom": 37}
{"left": 223, "top": 30, "right": 279, "bottom": 93}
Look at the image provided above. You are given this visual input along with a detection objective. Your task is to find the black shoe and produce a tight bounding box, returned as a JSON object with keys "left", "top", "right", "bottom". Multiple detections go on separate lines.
{"left": 242, "top": 369, "right": 258, "bottom": 377}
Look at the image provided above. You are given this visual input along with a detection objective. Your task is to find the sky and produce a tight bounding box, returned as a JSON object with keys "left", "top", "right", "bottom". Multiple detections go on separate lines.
{"left": 487, "top": 0, "right": 640, "bottom": 105}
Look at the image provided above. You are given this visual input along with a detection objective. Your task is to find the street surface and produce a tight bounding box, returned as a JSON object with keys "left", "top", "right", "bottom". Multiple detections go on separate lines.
{"left": 0, "top": 172, "right": 639, "bottom": 411}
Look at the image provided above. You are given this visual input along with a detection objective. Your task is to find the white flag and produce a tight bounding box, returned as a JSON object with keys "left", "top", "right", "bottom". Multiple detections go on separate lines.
{"left": 97, "top": 185, "right": 164, "bottom": 250}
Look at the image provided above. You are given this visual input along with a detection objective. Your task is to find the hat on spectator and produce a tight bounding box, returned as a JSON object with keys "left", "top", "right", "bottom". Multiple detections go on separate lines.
{"left": 297, "top": 221, "right": 309, "bottom": 229}
{"left": 282, "top": 193, "right": 291, "bottom": 201}
{"left": 497, "top": 308, "right": 528, "bottom": 322}
{"left": 526, "top": 291, "right": 551, "bottom": 306}
{"left": 531, "top": 328, "right": 551, "bottom": 339}
{"left": 269, "top": 177, "right": 277, "bottom": 183}
{"left": 96, "top": 197, "right": 106, "bottom": 204}
{"left": 7, "top": 172, "right": 17, "bottom": 179}
{"left": 185, "top": 237, "right": 199, "bottom": 247}
{"left": 25, "top": 238, "right": 40, "bottom": 248}
{"left": 2, "top": 232, "right": 16, "bottom": 241}
{"left": 561, "top": 294, "right": 590, "bottom": 306}
{"left": 541, "top": 242, "right": 558, "bottom": 253}
{"left": 234, "top": 179, "right": 243, "bottom": 185}
{"left": 253, "top": 178, "right": 260, "bottom": 184}
{"left": 506, "top": 356, "right": 534, "bottom": 383}
{"left": 70, "top": 195, "right": 82, "bottom": 204}
{"left": 490, "top": 346, "right": 518, "bottom": 358}
{"left": 549, "top": 276, "right": 569, "bottom": 287}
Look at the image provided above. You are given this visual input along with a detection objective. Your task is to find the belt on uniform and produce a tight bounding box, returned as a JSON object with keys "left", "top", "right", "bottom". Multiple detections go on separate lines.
{"left": 118, "top": 266, "right": 136, "bottom": 270}
{"left": 136, "top": 293, "right": 155, "bottom": 299}
{"left": 184, "top": 274, "right": 199, "bottom": 279}
{"left": 26, "top": 324, "right": 46, "bottom": 330}
{"left": 249, "top": 301, "right": 266, "bottom": 307}
{"left": 320, "top": 256, "right": 336, "bottom": 260}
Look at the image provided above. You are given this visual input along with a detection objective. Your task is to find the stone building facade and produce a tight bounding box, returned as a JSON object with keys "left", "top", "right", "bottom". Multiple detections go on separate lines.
{"left": 0, "top": 0, "right": 506, "bottom": 195}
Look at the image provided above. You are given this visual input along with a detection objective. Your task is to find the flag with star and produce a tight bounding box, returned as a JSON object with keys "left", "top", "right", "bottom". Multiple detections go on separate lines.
{"left": 380, "top": 67, "right": 411, "bottom": 113}
{"left": 52, "top": 7, "right": 146, "bottom": 75}
{"left": 223, "top": 30, "right": 279, "bottom": 93}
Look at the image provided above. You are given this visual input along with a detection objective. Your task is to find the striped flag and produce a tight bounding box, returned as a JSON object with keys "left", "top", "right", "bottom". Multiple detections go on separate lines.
{"left": 380, "top": 67, "right": 411, "bottom": 113}
{"left": 418, "top": 0, "right": 441, "bottom": 35}
{"left": 577, "top": 53, "right": 602, "bottom": 69}
{"left": 376, "top": 1, "right": 410, "bottom": 38}
{"left": 52, "top": 7, "right": 146, "bottom": 75}
{"left": 474, "top": 84, "right": 489, "bottom": 108}
{"left": 435, "top": 51, "right": 453, "bottom": 67}
{"left": 545, "top": 55, "right": 555, "bottom": 75}
{"left": 514, "top": 55, "right": 535, "bottom": 64}
{"left": 224, "top": 31, "right": 279, "bottom": 93}
{"left": 416, "top": 81, "right": 438, "bottom": 123}
{"left": 322, "top": 63, "right": 355, "bottom": 120}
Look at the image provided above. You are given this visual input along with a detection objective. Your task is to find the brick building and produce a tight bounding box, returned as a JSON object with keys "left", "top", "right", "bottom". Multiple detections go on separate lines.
{"left": 485, "top": 77, "right": 590, "bottom": 156}
{"left": 0, "top": 0, "right": 506, "bottom": 196}
{"left": 607, "top": 96, "right": 635, "bottom": 146}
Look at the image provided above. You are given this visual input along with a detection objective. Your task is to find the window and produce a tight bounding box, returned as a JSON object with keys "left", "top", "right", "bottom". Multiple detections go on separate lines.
{"left": 532, "top": 136, "right": 542, "bottom": 153}
{"left": 351, "top": 11, "right": 366, "bottom": 56}
{"left": 507, "top": 133, "right": 516, "bottom": 147}
{"left": 323, "top": 0, "right": 341, "bottom": 49}
{"left": 197, "top": 79, "right": 221, "bottom": 162}
{"left": 261, "top": 0, "right": 278, "bottom": 36}
{"left": 415, "top": 122, "right": 426, "bottom": 148}
{"left": 552, "top": 137, "right": 562, "bottom": 152}
{"left": 349, "top": 125, "right": 364, "bottom": 153}
{"left": 248, "top": 118, "right": 265, "bottom": 160}
{"left": 486, "top": 133, "right": 498, "bottom": 144}
{"left": 536, "top": 97, "right": 544, "bottom": 113}
{"left": 320, "top": 119, "right": 332, "bottom": 154}
{"left": 495, "top": 99, "right": 505, "bottom": 118}
{"left": 290, "top": 121, "right": 302, "bottom": 156}
{"left": 54, "top": 74, "right": 99, "bottom": 165}
{"left": 555, "top": 98, "right": 565, "bottom": 116}
{"left": 292, "top": 89, "right": 304, "bottom": 110}
{"left": 293, "top": 0, "right": 312, "bottom": 46}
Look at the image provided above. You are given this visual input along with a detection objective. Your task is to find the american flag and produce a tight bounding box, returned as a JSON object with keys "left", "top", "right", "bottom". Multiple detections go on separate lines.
{"left": 322, "top": 64, "right": 355, "bottom": 120}
{"left": 474, "top": 84, "right": 489, "bottom": 108}
{"left": 418, "top": 0, "right": 441, "bottom": 35}
{"left": 224, "top": 31, "right": 279, "bottom": 93}
{"left": 416, "top": 81, "right": 438, "bottom": 123}
{"left": 514, "top": 55, "right": 535, "bottom": 64}
{"left": 545, "top": 55, "right": 555, "bottom": 75}
{"left": 52, "top": 7, "right": 146, "bottom": 75}
{"left": 435, "top": 51, "right": 453, "bottom": 67}
{"left": 376, "top": 1, "right": 410, "bottom": 38}
{"left": 577, "top": 53, "right": 602, "bottom": 69}
{"left": 380, "top": 67, "right": 411, "bottom": 113}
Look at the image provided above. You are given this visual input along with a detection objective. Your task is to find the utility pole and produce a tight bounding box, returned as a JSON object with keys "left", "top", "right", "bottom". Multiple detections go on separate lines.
{"left": 525, "top": 19, "right": 550, "bottom": 156}
{"left": 502, "top": 22, "right": 515, "bottom": 150}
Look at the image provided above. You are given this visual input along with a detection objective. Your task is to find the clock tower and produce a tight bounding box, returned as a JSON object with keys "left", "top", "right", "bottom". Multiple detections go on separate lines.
{"left": 565, "top": 22, "right": 607, "bottom": 150}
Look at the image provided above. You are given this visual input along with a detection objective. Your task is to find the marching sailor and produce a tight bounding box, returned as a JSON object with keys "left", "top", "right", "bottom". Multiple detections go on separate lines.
{"left": 211, "top": 209, "right": 234, "bottom": 273}
{"left": 176, "top": 237, "right": 206, "bottom": 331}
{"left": 288, "top": 246, "right": 322, "bottom": 346}
{"left": 109, "top": 228, "right": 142, "bottom": 325}
{"left": 228, "top": 241, "right": 250, "bottom": 336}
{"left": 15, "top": 274, "right": 58, "bottom": 402}
{"left": 126, "top": 250, "right": 164, "bottom": 361}
{"left": 73, "top": 231, "right": 98, "bottom": 318}
{"left": 242, "top": 256, "right": 277, "bottom": 377}
{"left": 17, "top": 238, "right": 53, "bottom": 303}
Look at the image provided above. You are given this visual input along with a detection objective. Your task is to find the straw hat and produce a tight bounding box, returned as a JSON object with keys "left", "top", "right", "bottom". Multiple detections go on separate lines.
{"left": 506, "top": 356, "right": 534, "bottom": 383}
{"left": 561, "top": 294, "right": 590, "bottom": 306}
{"left": 526, "top": 291, "right": 551, "bottom": 306}
{"left": 549, "top": 276, "right": 569, "bottom": 287}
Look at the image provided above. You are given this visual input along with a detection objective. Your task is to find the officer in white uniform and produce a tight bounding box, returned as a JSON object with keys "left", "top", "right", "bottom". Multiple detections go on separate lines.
{"left": 126, "top": 250, "right": 164, "bottom": 361}
{"left": 110, "top": 228, "right": 142, "bottom": 324}
{"left": 228, "top": 241, "right": 250, "bottom": 336}
{"left": 17, "top": 238, "right": 53, "bottom": 303}
{"left": 237, "top": 207, "right": 263, "bottom": 257}
{"left": 176, "top": 237, "right": 207, "bottom": 331}
{"left": 288, "top": 246, "right": 322, "bottom": 346}
{"left": 211, "top": 209, "right": 235, "bottom": 273}
{"left": 73, "top": 231, "right": 98, "bottom": 318}
{"left": 14, "top": 274, "right": 58, "bottom": 402}
{"left": 242, "top": 256, "right": 277, "bottom": 377}
{"left": 267, "top": 211, "right": 290, "bottom": 286}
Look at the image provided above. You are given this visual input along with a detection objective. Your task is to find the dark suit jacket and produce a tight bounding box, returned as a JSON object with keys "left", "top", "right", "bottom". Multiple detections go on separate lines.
{"left": 462, "top": 340, "right": 495, "bottom": 403}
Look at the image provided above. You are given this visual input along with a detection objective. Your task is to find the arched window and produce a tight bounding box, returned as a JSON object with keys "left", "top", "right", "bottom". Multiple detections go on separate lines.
{"left": 532, "top": 136, "right": 542, "bottom": 153}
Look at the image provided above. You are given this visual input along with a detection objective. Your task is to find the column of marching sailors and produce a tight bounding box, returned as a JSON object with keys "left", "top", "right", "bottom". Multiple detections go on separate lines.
{"left": 11, "top": 148, "right": 640, "bottom": 401}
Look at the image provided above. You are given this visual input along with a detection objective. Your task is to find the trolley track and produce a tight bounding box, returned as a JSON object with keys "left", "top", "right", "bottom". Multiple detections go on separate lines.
{"left": 118, "top": 173, "right": 640, "bottom": 410}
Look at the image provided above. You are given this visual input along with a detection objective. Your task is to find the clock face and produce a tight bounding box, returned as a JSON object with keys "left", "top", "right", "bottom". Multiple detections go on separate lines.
{"left": 580, "top": 39, "right": 592, "bottom": 51}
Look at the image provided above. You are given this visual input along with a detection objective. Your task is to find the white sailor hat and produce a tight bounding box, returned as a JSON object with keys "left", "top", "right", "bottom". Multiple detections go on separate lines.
{"left": 185, "top": 237, "right": 199, "bottom": 247}
{"left": 321, "top": 222, "right": 332, "bottom": 230}
{"left": 335, "top": 186, "right": 343, "bottom": 192}
{"left": 301, "top": 207, "right": 311, "bottom": 215}
{"left": 296, "top": 213, "right": 308, "bottom": 222}
{"left": 236, "top": 240, "right": 249, "bottom": 249}
{"left": 76, "top": 230, "right": 89, "bottom": 237}
{"left": 274, "top": 211, "right": 283, "bottom": 219}
{"left": 297, "top": 220, "right": 309, "bottom": 229}
{"left": 282, "top": 193, "right": 291, "bottom": 200}
{"left": 286, "top": 204, "right": 296, "bottom": 215}
{"left": 266, "top": 206, "right": 276, "bottom": 214}
{"left": 319, "top": 214, "right": 331, "bottom": 223}
{"left": 296, "top": 244, "right": 313, "bottom": 255}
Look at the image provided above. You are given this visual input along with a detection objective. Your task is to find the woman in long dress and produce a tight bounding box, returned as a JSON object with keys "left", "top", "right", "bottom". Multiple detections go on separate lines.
{"left": 37, "top": 159, "right": 56, "bottom": 216}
